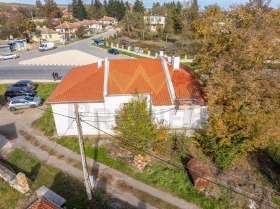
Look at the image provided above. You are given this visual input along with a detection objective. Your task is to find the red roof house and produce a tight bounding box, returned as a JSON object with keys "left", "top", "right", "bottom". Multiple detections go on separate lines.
{"left": 47, "top": 56, "right": 206, "bottom": 136}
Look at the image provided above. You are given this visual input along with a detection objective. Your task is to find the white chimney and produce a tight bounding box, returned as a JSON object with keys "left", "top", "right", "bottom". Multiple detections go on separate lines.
{"left": 159, "top": 51, "right": 164, "bottom": 56}
{"left": 97, "top": 59, "right": 102, "bottom": 68}
{"left": 167, "top": 56, "right": 172, "bottom": 62}
{"left": 172, "top": 51, "right": 180, "bottom": 70}
{"left": 103, "top": 57, "right": 110, "bottom": 97}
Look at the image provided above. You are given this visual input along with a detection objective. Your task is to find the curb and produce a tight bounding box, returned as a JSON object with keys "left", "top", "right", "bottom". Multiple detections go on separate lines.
{"left": 0, "top": 80, "right": 61, "bottom": 84}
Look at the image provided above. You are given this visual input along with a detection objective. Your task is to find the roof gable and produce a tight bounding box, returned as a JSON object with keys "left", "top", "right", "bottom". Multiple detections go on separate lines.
{"left": 107, "top": 59, "right": 172, "bottom": 105}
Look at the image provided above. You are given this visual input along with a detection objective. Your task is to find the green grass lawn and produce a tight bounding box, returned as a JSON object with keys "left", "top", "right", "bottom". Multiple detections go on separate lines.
{"left": 51, "top": 136, "right": 227, "bottom": 209}
{"left": 266, "top": 142, "right": 280, "bottom": 166}
{"left": 2, "top": 149, "right": 134, "bottom": 209}
{"left": 0, "top": 178, "right": 22, "bottom": 209}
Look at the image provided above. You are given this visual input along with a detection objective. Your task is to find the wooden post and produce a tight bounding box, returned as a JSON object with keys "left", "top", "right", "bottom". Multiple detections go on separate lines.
{"left": 74, "top": 104, "right": 92, "bottom": 200}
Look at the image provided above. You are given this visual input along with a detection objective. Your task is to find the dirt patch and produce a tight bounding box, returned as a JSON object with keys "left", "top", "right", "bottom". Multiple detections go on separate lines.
{"left": 203, "top": 156, "right": 280, "bottom": 209}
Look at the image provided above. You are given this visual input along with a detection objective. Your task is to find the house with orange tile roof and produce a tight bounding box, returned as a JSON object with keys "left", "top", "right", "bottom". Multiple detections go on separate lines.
{"left": 99, "top": 16, "right": 118, "bottom": 25}
{"left": 62, "top": 10, "right": 73, "bottom": 18}
{"left": 32, "top": 26, "right": 61, "bottom": 43}
{"left": 79, "top": 19, "right": 102, "bottom": 33}
{"left": 46, "top": 55, "right": 206, "bottom": 136}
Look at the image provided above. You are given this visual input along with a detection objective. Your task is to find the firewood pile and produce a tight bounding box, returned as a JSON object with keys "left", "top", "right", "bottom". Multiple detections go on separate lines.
{"left": 132, "top": 154, "right": 151, "bottom": 170}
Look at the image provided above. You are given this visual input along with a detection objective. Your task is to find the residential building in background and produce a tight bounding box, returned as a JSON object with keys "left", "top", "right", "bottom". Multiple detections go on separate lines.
{"left": 144, "top": 15, "right": 166, "bottom": 32}
{"left": 33, "top": 26, "right": 60, "bottom": 43}
{"left": 99, "top": 16, "right": 118, "bottom": 25}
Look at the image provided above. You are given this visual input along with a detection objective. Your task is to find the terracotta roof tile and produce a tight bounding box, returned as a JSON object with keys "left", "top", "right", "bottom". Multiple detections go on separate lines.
{"left": 107, "top": 59, "right": 172, "bottom": 105}
{"left": 36, "top": 27, "right": 57, "bottom": 34}
{"left": 55, "top": 22, "right": 80, "bottom": 29}
{"left": 46, "top": 63, "right": 104, "bottom": 103}
{"left": 169, "top": 64, "right": 206, "bottom": 105}
{"left": 99, "top": 16, "right": 117, "bottom": 21}
{"left": 28, "top": 197, "right": 61, "bottom": 209}
{"left": 47, "top": 59, "right": 205, "bottom": 106}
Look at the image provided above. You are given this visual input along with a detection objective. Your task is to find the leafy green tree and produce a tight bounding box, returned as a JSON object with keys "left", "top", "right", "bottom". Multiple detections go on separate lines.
{"left": 122, "top": 11, "right": 137, "bottom": 34}
{"left": 115, "top": 95, "right": 157, "bottom": 151}
{"left": 44, "top": 0, "right": 62, "bottom": 18}
{"left": 193, "top": 5, "right": 280, "bottom": 169}
{"left": 76, "top": 25, "right": 86, "bottom": 38}
{"left": 133, "top": 0, "right": 145, "bottom": 14}
{"left": 35, "top": 0, "right": 45, "bottom": 17}
{"left": 151, "top": 2, "right": 166, "bottom": 15}
{"left": 107, "top": 0, "right": 126, "bottom": 20}
{"left": 91, "top": 0, "right": 107, "bottom": 19}
{"left": 6, "top": 13, "right": 36, "bottom": 37}
{"left": 72, "top": 0, "right": 87, "bottom": 20}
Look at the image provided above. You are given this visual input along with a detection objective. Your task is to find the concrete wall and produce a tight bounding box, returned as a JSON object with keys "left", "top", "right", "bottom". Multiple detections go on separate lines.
{"left": 51, "top": 95, "right": 207, "bottom": 136}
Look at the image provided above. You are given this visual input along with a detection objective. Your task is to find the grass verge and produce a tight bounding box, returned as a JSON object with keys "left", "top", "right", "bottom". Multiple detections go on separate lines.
{"left": 97, "top": 45, "right": 149, "bottom": 59}
{"left": 2, "top": 149, "right": 134, "bottom": 209}
{"left": 33, "top": 106, "right": 55, "bottom": 136}
{"left": 51, "top": 136, "right": 227, "bottom": 209}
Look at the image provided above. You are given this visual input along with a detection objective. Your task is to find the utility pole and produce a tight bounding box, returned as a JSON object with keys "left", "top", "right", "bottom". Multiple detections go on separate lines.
{"left": 74, "top": 104, "right": 92, "bottom": 200}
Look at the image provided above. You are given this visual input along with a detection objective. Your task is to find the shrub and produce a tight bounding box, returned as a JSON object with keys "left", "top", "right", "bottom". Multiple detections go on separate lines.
{"left": 194, "top": 130, "right": 249, "bottom": 169}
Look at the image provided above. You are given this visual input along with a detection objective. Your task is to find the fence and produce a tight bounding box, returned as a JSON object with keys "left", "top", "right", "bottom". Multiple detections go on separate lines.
{"left": 104, "top": 39, "right": 194, "bottom": 62}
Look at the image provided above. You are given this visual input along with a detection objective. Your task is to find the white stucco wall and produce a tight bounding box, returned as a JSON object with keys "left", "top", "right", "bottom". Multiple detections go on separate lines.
{"left": 51, "top": 95, "right": 207, "bottom": 136}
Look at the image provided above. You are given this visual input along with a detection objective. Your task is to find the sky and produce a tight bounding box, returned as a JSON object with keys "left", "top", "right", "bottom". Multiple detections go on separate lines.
{"left": 0, "top": 0, "right": 279, "bottom": 9}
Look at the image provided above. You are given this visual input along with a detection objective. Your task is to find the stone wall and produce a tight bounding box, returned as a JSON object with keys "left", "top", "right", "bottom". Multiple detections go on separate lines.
{"left": 0, "top": 163, "right": 30, "bottom": 194}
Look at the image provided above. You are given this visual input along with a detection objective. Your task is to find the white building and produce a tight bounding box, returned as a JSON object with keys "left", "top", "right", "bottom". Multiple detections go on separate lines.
{"left": 144, "top": 15, "right": 166, "bottom": 32}
{"left": 99, "top": 16, "right": 118, "bottom": 25}
{"left": 46, "top": 56, "right": 207, "bottom": 136}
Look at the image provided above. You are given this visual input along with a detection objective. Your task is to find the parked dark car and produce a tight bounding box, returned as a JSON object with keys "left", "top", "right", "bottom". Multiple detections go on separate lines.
{"left": 108, "top": 48, "right": 119, "bottom": 55}
{"left": 7, "top": 96, "right": 43, "bottom": 111}
{"left": 10, "top": 80, "right": 36, "bottom": 90}
{"left": 4, "top": 87, "right": 35, "bottom": 100}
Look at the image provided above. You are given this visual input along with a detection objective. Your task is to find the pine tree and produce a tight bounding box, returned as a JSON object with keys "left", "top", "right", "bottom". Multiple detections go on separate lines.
{"left": 72, "top": 0, "right": 87, "bottom": 20}
{"left": 133, "top": 0, "right": 145, "bottom": 14}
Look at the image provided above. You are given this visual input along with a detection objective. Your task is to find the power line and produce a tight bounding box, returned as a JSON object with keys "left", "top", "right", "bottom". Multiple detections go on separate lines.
{"left": 38, "top": 105, "right": 280, "bottom": 196}
{"left": 36, "top": 106, "right": 280, "bottom": 207}
{"left": 39, "top": 105, "right": 280, "bottom": 197}
{"left": 80, "top": 120, "right": 278, "bottom": 209}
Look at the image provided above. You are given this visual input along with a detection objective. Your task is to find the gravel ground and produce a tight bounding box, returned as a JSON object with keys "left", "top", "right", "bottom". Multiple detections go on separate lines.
{"left": 19, "top": 50, "right": 102, "bottom": 66}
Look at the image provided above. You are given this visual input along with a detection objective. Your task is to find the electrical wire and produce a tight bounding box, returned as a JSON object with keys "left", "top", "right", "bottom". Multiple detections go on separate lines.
{"left": 80, "top": 119, "right": 278, "bottom": 209}
{"left": 36, "top": 106, "right": 280, "bottom": 207}
{"left": 39, "top": 105, "right": 280, "bottom": 197}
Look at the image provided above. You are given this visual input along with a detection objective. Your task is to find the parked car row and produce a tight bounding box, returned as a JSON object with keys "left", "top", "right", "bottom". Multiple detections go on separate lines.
{"left": 4, "top": 80, "right": 43, "bottom": 111}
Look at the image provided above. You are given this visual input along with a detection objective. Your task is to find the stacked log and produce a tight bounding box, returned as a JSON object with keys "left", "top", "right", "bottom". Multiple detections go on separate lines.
{"left": 187, "top": 158, "right": 210, "bottom": 189}
{"left": 132, "top": 155, "right": 151, "bottom": 171}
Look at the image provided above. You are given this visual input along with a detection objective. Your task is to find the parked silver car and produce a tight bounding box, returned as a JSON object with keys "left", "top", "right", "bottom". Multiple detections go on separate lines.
{"left": 7, "top": 96, "right": 43, "bottom": 111}
{"left": 0, "top": 53, "right": 19, "bottom": 60}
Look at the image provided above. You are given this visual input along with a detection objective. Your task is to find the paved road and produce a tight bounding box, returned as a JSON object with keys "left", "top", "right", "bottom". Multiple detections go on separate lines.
{"left": 0, "top": 29, "right": 130, "bottom": 80}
